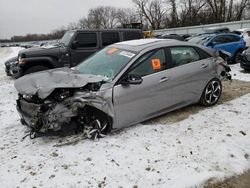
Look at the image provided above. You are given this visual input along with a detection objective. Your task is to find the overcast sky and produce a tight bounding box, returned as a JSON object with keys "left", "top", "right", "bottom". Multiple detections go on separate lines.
{"left": 0, "top": 0, "right": 132, "bottom": 39}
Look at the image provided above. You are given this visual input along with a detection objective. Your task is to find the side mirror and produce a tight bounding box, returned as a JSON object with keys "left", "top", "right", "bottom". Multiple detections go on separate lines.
{"left": 121, "top": 75, "right": 143, "bottom": 85}
{"left": 71, "top": 40, "right": 79, "bottom": 49}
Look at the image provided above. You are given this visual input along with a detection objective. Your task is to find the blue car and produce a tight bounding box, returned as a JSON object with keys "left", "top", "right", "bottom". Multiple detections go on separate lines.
{"left": 188, "top": 33, "right": 246, "bottom": 63}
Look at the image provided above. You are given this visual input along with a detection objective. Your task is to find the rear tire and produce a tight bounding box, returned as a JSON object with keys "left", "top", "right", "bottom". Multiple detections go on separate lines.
{"left": 200, "top": 78, "right": 222, "bottom": 106}
{"left": 24, "top": 65, "right": 49, "bottom": 75}
{"left": 233, "top": 50, "right": 242, "bottom": 64}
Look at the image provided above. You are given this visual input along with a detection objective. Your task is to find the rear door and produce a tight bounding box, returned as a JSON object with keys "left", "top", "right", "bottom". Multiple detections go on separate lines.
{"left": 70, "top": 32, "right": 99, "bottom": 66}
{"left": 113, "top": 48, "right": 173, "bottom": 129}
{"left": 167, "top": 46, "right": 214, "bottom": 104}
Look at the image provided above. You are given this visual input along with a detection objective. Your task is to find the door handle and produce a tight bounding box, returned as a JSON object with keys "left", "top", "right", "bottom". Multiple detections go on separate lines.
{"left": 159, "top": 77, "right": 169, "bottom": 83}
{"left": 201, "top": 64, "right": 208, "bottom": 68}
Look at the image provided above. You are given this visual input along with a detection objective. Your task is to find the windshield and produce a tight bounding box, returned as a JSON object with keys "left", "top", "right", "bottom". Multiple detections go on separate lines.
{"left": 75, "top": 47, "right": 137, "bottom": 82}
{"left": 61, "top": 31, "right": 75, "bottom": 46}
{"left": 188, "top": 34, "right": 213, "bottom": 45}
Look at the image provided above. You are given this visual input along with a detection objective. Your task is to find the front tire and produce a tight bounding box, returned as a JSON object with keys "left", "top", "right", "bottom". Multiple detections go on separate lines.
{"left": 88, "top": 119, "right": 109, "bottom": 140}
{"left": 200, "top": 78, "right": 222, "bottom": 106}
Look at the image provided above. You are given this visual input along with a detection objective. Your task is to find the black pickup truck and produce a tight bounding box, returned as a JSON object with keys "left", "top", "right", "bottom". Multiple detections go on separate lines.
{"left": 5, "top": 29, "right": 142, "bottom": 78}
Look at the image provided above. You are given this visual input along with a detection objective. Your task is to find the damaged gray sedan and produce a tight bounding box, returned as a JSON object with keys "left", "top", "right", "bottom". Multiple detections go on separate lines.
{"left": 15, "top": 39, "right": 231, "bottom": 139}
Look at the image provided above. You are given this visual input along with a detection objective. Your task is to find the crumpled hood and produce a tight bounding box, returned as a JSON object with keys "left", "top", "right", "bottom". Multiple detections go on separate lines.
{"left": 14, "top": 68, "right": 105, "bottom": 99}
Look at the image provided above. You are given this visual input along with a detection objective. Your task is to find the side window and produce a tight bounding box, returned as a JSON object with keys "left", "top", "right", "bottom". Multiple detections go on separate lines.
{"left": 195, "top": 47, "right": 212, "bottom": 59}
{"left": 75, "top": 33, "right": 97, "bottom": 48}
{"left": 228, "top": 35, "right": 239, "bottom": 42}
{"left": 213, "top": 36, "right": 227, "bottom": 44}
{"left": 129, "top": 49, "right": 166, "bottom": 77}
{"left": 102, "top": 32, "right": 120, "bottom": 46}
{"left": 123, "top": 32, "right": 141, "bottom": 41}
{"left": 214, "top": 35, "right": 238, "bottom": 44}
{"left": 170, "top": 47, "right": 200, "bottom": 67}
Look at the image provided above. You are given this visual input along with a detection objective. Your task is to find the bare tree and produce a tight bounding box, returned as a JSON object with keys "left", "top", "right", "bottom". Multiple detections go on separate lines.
{"left": 67, "top": 22, "right": 78, "bottom": 30}
{"left": 116, "top": 8, "right": 141, "bottom": 26}
{"left": 87, "top": 6, "right": 119, "bottom": 29}
{"left": 168, "top": 0, "right": 179, "bottom": 27}
{"left": 178, "top": 0, "right": 206, "bottom": 26}
{"left": 233, "top": 0, "right": 250, "bottom": 20}
{"left": 132, "top": 0, "right": 168, "bottom": 30}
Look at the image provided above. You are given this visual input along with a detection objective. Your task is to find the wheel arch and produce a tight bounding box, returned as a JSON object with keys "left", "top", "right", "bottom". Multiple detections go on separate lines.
{"left": 199, "top": 77, "right": 222, "bottom": 106}
{"left": 84, "top": 105, "right": 113, "bottom": 132}
{"left": 21, "top": 57, "right": 59, "bottom": 73}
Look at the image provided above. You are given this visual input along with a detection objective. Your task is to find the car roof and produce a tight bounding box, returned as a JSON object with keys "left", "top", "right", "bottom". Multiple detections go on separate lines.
{"left": 111, "top": 38, "right": 190, "bottom": 52}
{"left": 69, "top": 29, "right": 142, "bottom": 32}
{"left": 197, "top": 32, "right": 241, "bottom": 37}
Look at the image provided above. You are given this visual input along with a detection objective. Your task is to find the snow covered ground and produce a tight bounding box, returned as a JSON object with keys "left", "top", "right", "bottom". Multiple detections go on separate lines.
{"left": 0, "top": 47, "right": 249, "bottom": 188}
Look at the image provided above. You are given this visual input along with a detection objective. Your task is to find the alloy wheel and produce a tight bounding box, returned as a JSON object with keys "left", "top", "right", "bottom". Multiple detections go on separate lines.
{"left": 88, "top": 119, "right": 107, "bottom": 140}
{"left": 204, "top": 80, "right": 221, "bottom": 105}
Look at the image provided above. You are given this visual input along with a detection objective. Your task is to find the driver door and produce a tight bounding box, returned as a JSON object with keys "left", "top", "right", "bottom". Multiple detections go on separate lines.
{"left": 113, "top": 48, "right": 173, "bottom": 129}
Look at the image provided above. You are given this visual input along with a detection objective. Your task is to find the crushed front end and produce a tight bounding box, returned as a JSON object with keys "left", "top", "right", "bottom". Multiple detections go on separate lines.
{"left": 15, "top": 68, "right": 113, "bottom": 139}
{"left": 17, "top": 90, "right": 79, "bottom": 137}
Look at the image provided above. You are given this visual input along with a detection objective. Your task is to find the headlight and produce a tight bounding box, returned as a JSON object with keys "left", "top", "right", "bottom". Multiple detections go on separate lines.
{"left": 19, "top": 58, "right": 26, "bottom": 65}
{"left": 22, "top": 94, "right": 33, "bottom": 100}
{"left": 59, "top": 89, "right": 72, "bottom": 99}
{"left": 18, "top": 56, "right": 26, "bottom": 65}
{"left": 9, "top": 61, "right": 18, "bottom": 66}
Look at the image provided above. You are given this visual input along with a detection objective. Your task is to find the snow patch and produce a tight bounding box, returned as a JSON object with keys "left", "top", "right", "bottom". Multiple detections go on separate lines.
{"left": 0, "top": 48, "right": 249, "bottom": 188}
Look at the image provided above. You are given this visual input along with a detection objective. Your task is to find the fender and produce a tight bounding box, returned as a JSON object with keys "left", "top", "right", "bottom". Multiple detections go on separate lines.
{"left": 20, "top": 56, "right": 61, "bottom": 70}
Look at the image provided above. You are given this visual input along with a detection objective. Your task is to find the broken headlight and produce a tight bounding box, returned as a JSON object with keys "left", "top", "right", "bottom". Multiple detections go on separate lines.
{"left": 51, "top": 89, "right": 73, "bottom": 102}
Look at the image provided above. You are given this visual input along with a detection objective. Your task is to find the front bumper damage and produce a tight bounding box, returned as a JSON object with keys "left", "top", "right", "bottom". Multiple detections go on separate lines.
{"left": 15, "top": 68, "right": 114, "bottom": 138}
{"left": 17, "top": 91, "right": 113, "bottom": 138}
{"left": 17, "top": 96, "right": 82, "bottom": 137}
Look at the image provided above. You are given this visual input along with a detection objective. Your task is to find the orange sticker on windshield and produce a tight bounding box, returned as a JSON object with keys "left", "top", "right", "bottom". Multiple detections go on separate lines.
{"left": 151, "top": 59, "right": 161, "bottom": 70}
{"left": 106, "top": 48, "right": 118, "bottom": 55}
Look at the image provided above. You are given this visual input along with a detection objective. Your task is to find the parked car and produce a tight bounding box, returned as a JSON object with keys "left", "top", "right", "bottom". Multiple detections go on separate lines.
{"left": 188, "top": 33, "right": 246, "bottom": 63}
{"left": 4, "top": 56, "right": 21, "bottom": 78}
{"left": 157, "top": 34, "right": 184, "bottom": 41}
{"left": 233, "top": 28, "right": 250, "bottom": 46}
{"left": 15, "top": 39, "right": 231, "bottom": 139}
{"left": 6, "top": 29, "right": 142, "bottom": 78}
{"left": 237, "top": 47, "right": 250, "bottom": 71}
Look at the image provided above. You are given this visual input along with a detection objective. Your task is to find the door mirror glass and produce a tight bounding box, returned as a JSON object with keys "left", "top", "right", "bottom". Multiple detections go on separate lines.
{"left": 121, "top": 75, "right": 143, "bottom": 85}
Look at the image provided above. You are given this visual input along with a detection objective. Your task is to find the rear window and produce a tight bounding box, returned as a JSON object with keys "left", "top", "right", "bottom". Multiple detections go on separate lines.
{"left": 101, "top": 32, "right": 120, "bottom": 46}
{"left": 123, "top": 31, "right": 141, "bottom": 41}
